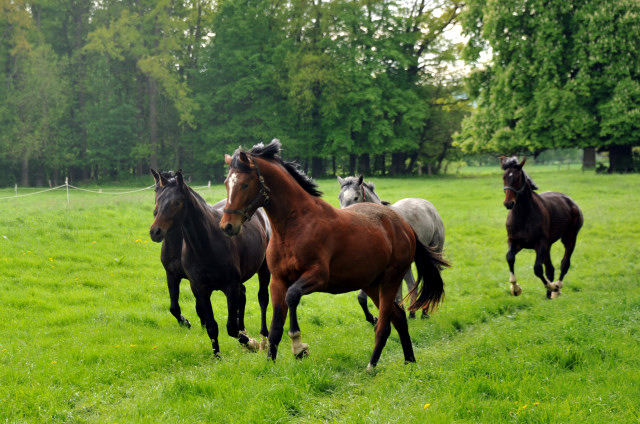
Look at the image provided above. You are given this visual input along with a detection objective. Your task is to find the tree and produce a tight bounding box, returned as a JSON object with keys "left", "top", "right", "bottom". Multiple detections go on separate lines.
{"left": 456, "top": 0, "right": 640, "bottom": 172}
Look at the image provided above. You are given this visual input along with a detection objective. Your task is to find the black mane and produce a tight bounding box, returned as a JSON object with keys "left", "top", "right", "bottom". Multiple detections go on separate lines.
{"left": 233, "top": 139, "right": 323, "bottom": 197}
{"left": 501, "top": 156, "right": 539, "bottom": 191}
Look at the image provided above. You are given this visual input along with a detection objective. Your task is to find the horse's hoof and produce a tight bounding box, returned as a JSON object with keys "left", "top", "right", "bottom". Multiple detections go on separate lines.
{"left": 408, "top": 311, "right": 416, "bottom": 319}
{"left": 510, "top": 283, "right": 522, "bottom": 296}
{"left": 179, "top": 318, "right": 191, "bottom": 329}
{"left": 366, "top": 363, "right": 377, "bottom": 373}
{"left": 421, "top": 311, "right": 430, "bottom": 319}
{"left": 259, "top": 336, "right": 269, "bottom": 351}
{"left": 371, "top": 316, "right": 378, "bottom": 326}
{"left": 294, "top": 345, "right": 309, "bottom": 359}
{"left": 550, "top": 290, "right": 561, "bottom": 299}
{"left": 243, "top": 338, "right": 260, "bottom": 351}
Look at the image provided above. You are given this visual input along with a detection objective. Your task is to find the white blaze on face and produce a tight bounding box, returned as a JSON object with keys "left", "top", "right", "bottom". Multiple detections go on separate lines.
{"left": 343, "top": 187, "right": 358, "bottom": 206}
{"left": 227, "top": 172, "right": 239, "bottom": 201}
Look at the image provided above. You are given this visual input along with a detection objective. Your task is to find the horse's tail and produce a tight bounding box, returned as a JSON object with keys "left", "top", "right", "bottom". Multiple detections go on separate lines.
{"left": 408, "top": 238, "right": 450, "bottom": 314}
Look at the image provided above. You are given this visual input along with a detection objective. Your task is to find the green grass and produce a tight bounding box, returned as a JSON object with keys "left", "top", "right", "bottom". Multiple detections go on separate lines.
{"left": 0, "top": 167, "right": 638, "bottom": 423}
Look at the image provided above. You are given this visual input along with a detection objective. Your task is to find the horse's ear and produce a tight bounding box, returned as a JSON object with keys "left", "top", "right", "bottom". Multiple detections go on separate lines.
{"left": 499, "top": 156, "right": 507, "bottom": 165}
{"left": 225, "top": 154, "right": 232, "bottom": 165}
{"left": 238, "top": 151, "right": 254, "bottom": 167}
{"left": 519, "top": 156, "right": 527, "bottom": 169}
{"left": 158, "top": 171, "right": 170, "bottom": 187}
{"left": 151, "top": 169, "right": 159, "bottom": 183}
{"left": 357, "top": 175, "right": 364, "bottom": 185}
{"left": 175, "top": 169, "right": 185, "bottom": 189}
{"left": 337, "top": 176, "right": 345, "bottom": 186}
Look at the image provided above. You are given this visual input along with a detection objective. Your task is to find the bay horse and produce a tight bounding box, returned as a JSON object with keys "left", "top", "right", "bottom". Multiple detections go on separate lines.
{"left": 501, "top": 157, "right": 583, "bottom": 299}
{"left": 220, "top": 140, "right": 448, "bottom": 369}
{"left": 338, "top": 175, "right": 445, "bottom": 320}
{"left": 151, "top": 170, "right": 202, "bottom": 329}
{"left": 149, "top": 169, "right": 271, "bottom": 355}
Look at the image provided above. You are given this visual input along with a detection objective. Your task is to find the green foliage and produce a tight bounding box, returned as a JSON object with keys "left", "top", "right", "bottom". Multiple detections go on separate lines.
{"left": 0, "top": 169, "right": 639, "bottom": 422}
{"left": 457, "top": 0, "right": 640, "bottom": 157}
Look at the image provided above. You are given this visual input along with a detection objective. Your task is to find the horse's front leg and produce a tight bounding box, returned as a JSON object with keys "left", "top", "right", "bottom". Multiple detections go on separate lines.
{"left": 257, "top": 261, "right": 271, "bottom": 350}
{"left": 197, "top": 293, "right": 220, "bottom": 356}
{"left": 167, "top": 271, "right": 190, "bottom": 328}
{"left": 362, "top": 286, "right": 392, "bottom": 370}
{"left": 533, "top": 244, "right": 557, "bottom": 299}
{"left": 226, "top": 284, "right": 258, "bottom": 350}
{"left": 285, "top": 272, "right": 327, "bottom": 359}
{"left": 506, "top": 243, "right": 522, "bottom": 296}
{"left": 267, "top": 278, "right": 289, "bottom": 361}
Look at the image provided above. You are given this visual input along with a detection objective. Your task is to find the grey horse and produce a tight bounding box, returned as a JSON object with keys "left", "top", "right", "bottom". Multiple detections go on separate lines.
{"left": 338, "top": 175, "right": 445, "bottom": 320}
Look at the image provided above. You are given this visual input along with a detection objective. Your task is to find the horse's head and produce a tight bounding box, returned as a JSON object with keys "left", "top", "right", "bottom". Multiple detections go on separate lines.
{"left": 149, "top": 169, "right": 188, "bottom": 242}
{"left": 500, "top": 156, "right": 537, "bottom": 209}
{"left": 220, "top": 150, "right": 270, "bottom": 236}
{"left": 337, "top": 175, "right": 367, "bottom": 208}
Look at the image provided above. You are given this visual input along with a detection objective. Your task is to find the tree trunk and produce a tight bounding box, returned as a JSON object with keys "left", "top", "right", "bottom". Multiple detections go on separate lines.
{"left": 349, "top": 154, "right": 357, "bottom": 175}
{"left": 608, "top": 144, "right": 634, "bottom": 173}
{"left": 21, "top": 156, "right": 30, "bottom": 186}
{"left": 390, "top": 152, "right": 406, "bottom": 176}
{"left": 358, "top": 153, "right": 370, "bottom": 176}
{"left": 311, "top": 156, "right": 324, "bottom": 178}
{"left": 582, "top": 147, "right": 596, "bottom": 169}
{"left": 148, "top": 77, "right": 159, "bottom": 170}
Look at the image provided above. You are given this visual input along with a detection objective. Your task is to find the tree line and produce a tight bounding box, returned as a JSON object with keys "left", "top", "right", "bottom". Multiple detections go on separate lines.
{"left": 2, "top": 0, "right": 637, "bottom": 187}
{"left": 0, "top": 0, "right": 468, "bottom": 186}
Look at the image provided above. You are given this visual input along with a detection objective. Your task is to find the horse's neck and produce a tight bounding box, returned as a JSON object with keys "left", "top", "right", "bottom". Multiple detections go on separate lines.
{"left": 512, "top": 187, "right": 540, "bottom": 218}
{"left": 259, "top": 159, "right": 327, "bottom": 235}
{"left": 181, "top": 188, "right": 222, "bottom": 254}
{"left": 364, "top": 186, "right": 383, "bottom": 204}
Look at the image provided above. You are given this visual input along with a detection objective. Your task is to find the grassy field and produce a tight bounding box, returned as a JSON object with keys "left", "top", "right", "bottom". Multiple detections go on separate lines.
{"left": 0, "top": 167, "right": 638, "bottom": 423}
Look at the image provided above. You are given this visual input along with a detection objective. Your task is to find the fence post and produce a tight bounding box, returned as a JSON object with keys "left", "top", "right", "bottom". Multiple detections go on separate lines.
{"left": 65, "top": 177, "right": 70, "bottom": 206}
{"left": 14, "top": 184, "right": 17, "bottom": 197}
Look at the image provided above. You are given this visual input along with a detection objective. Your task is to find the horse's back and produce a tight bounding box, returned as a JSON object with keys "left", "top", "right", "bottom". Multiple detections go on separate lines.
{"left": 391, "top": 198, "right": 445, "bottom": 252}
{"left": 538, "top": 191, "right": 583, "bottom": 237}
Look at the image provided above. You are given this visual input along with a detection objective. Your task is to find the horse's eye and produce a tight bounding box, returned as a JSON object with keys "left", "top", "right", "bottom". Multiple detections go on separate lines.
{"left": 173, "top": 200, "right": 182, "bottom": 207}
{"left": 354, "top": 197, "right": 359, "bottom": 201}
{"left": 153, "top": 209, "right": 158, "bottom": 217}
{"left": 242, "top": 183, "right": 249, "bottom": 189}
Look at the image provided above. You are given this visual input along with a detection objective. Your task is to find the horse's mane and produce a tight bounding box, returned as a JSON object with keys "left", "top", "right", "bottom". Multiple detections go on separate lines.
{"left": 501, "top": 156, "right": 539, "bottom": 191}
{"left": 157, "top": 171, "right": 211, "bottom": 208}
{"left": 233, "top": 139, "right": 323, "bottom": 197}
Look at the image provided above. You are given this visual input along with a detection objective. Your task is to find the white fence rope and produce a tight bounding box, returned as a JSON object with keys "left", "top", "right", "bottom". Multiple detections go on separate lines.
{"left": 0, "top": 180, "right": 215, "bottom": 202}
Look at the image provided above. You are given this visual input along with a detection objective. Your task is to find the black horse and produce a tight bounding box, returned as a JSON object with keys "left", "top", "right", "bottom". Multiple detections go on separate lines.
{"left": 501, "top": 157, "right": 583, "bottom": 299}
{"left": 149, "top": 169, "right": 271, "bottom": 354}
{"left": 152, "top": 170, "right": 205, "bottom": 329}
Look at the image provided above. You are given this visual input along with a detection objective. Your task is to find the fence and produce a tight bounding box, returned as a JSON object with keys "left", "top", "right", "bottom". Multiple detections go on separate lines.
{"left": 0, "top": 178, "right": 214, "bottom": 204}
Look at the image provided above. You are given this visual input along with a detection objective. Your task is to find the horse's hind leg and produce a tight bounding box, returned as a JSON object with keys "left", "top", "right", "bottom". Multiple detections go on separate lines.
{"left": 357, "top": 290, "right": 378, "bottom": 326}
{"left": 363, "top": 285, "right": 393, "bottom": 369}
{"left": 552, "top": 233, "right": 578, "bottom": 298}
{"left": 389, "top": 299, "right": 415, "bottom": 364}
{"left": 257, "top": 261, "right": 270, "bottom": 350}
{"left": 402, "top": 269, "right": 418, "bottom": 319}
{"left": 533, "top": 244, "right": 557, "bottom": 299}
{"left": 506, "top": 243, "right": 523, "bottom": 296}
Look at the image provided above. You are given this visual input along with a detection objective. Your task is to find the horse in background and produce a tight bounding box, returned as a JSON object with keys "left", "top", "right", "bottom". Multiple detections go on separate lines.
{"left": 501, "top": 157, "right": 583, "bottom": 299}
{"left": 338, "top": 175, "right": 445, "bottom": 320}
{"left": 149, "top": 169, "right": 271, "bottom": 355}
{"left": 220, "top": 139, "right": 448, "bottom": 369}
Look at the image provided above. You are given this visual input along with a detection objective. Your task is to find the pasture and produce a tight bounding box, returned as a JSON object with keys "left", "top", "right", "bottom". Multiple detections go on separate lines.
{"left": 0, "top": 167, "right": 638, "bottom": 423}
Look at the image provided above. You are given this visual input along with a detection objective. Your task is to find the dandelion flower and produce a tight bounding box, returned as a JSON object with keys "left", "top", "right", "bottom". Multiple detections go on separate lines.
{"left": 424, "top": 403, "right": 431, "bottom": 409}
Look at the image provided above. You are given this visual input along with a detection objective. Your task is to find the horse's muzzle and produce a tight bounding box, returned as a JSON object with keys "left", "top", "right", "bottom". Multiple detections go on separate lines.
{"left": 220, "top": 218, "right": 243, "bottom": 237}
{"left": 149, "top": 226, "right": 165, "bottom": 242}
{"left": 504, "top": 200, "right": 515, "bottom": 210}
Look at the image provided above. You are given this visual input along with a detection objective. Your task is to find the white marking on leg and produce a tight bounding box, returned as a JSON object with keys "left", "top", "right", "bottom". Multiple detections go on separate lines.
{"left": 509, "top": 272, "right": 517, "bottom": 283}
{"left": 288, "top": 331, "right": 309, "bottom": 356}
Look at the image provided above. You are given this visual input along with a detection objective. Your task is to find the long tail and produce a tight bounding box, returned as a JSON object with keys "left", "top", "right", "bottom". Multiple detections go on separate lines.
{"left": 408, "top": 238, "right": 450, "bottom": 314}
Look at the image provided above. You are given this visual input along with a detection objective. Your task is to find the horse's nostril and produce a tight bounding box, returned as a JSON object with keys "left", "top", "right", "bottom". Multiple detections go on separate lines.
{"left": 224, "top": 223, "right": 234, "bottom": 235}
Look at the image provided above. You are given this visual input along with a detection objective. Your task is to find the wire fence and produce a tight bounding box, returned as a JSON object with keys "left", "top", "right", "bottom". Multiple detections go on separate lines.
{"left": 0, "top": 178, "right": 215, "bottom": 204}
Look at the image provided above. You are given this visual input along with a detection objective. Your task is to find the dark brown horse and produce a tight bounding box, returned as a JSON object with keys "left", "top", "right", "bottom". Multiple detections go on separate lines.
{"left": 220, "top": 140, "right": 448, "bottom": 369}
{"left": 501, "top": 157, "right": 583, "bottom": 299}
{"left": 149, "top": 169, "right": 271, "bottom": 355}
{"left": 151, "top": 170, "right": 203, "bottom": 329}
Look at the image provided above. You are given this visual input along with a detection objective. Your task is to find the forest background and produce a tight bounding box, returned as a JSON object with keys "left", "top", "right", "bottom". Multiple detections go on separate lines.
{"left": 1, "top": 0, "right": 638, "bottom": 187}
